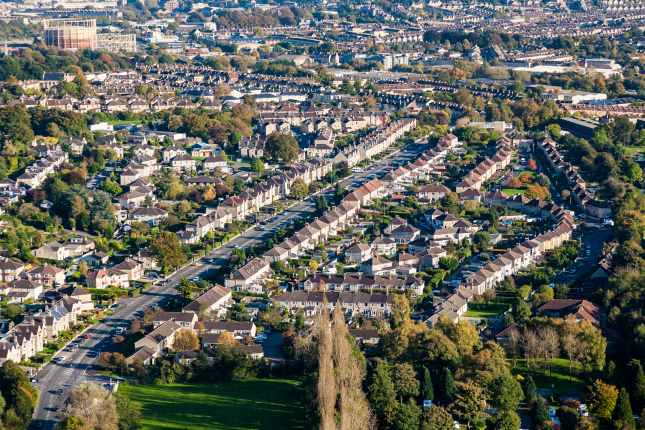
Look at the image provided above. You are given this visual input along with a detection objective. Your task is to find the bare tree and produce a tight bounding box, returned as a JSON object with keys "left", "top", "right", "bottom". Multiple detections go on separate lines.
{"left": 506, "top": 325, "right": 521, "bottom": 366}
{"left": 561, "top": 318, "right": 581, "bottom": 373}
{"left": 63, "top": 382, "right": 118, "bottom": 430}
{"left": 522, "top": 329, "right": 540, "bottom": 368}
{"left": 539, "top": 326, "right": 560, "bottom": 375}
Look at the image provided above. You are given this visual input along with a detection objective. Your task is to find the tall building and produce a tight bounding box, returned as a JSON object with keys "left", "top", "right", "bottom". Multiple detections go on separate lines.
{"left": 43, "top": 19, "right": 97, "bottom": 51}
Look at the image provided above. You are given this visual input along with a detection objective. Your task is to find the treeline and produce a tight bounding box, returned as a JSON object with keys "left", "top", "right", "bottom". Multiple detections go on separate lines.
{"left": 0, "top": 47, "right": 132, "bottom": 81}
{"left": 0, "top": 362, "right": 39, "bottom": 430}
{"left": 423, "top": 29, "right": 524, "bottom": 51}
{"left": 213, "top": 7, "right": 312, "bottom": 29}
{"left": 161, "top": 103, "right": 254, "bottom": 146}
{"left": 557, "top": 117, "right": 643, "bottom": 188}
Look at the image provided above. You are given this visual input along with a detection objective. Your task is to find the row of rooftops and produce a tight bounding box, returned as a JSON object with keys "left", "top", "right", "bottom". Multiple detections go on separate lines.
{"left": 428, "top": 194, "right": 576, "bottom": 325}
{"left": 538, "top": 138, "right": 612, "bottom": 215}
{"left": 456, "top": 137, "right": 515, "bottom": 192}
{"left": 181, "top": 120, "right": 414, "bottom": 245}
{"left": 232, "top": 130, "right": 462, "bottom": 294}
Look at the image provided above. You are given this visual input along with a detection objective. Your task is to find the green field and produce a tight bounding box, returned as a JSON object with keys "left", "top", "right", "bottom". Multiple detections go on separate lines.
{"left": 120, "top": 378, "right": 305, "bottom": 430}
{"left": 512, "top": 358, "right": 584, "bottom": 397}
{"left": 464, "top": 302, "right": 510, "bottom": 319}
{"left": 501, "top": 188, "right": 526, "bottom": 197}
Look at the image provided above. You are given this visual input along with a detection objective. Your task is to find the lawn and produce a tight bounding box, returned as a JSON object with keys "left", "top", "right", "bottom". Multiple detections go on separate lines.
{"left": 464, "top": 302, "right": 510, "bottom": 319}
{"left": 106, "top": 118, "right": 143, "bottom": 126}
{"left": 501, "top": 188, "right": 526, "bottom": 197}
{"left": 623, "top": 145, "right": 645, "bottom": 156}
{"left": 120, "top": 378, "right": 305, "bottom": 430}
{"left": 511, "top": 358, "right": 585, "bottom": 397}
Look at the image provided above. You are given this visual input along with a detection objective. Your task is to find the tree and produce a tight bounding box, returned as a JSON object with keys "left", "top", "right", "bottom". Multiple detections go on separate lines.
{"left": 421, "top": 406, "right": 453, "bottom": 430}
{"left": 250, "top": 158, "right": 264, "bottom": 175}
{"left": 449, "top": 381, "right": 486, "bottom": 426}
{"left": 290, "top": 178, "right": 308, "bottom": 199}
{"left": 523, "top": 376, "right": 538, "bottom": 405}
{"left": 62, "top": 383, "right": 118, "bottom": 430}
{"left": 492, "top": 409, "right": 521, "bottom": 430}
{"left": 0, "top": 361, "right": 37, "bottom": 429}
{"left": 172, "top": 328, "right": 199, "bottom": 352}
{"left": 58, "top": 416, "right": 86, "bottom": 430}
{"left": 613, "top": 388, "right": 635, "bottom": 430}
{"left": 115, "top": 393, "right": 142, "bottom": 430}
{"left": 393, "top": 400, "right": 421, "bottom": 430}
{"left": 557, "top": 405, "right": 579, "bottom": 430}
{"left": 491, "top": 373, "right": 524, "bottom": 411}
{"left": 577, "top": 321, "right": 606, "bottom": 372}
{"left": 588, "top": 379, "right": 618, "bottom": 420}
{"left": 627, "top": 359, "right": 644, "bottom": 414}
{"left": 369, "top": 360, "right": 397, "bottom": 428}
{"left": 331, "top": 304, "right": 372, "bottom": 430}
{"left": 533, "top": 397, "right": 549, "bottom": 429}
{"left": 390, "top": 363, "right": 420, "bottom": 402}
{"left": 316, "top": 302, "right": 336, "bottom": 430}
{"left": 422, "top": 367, "right": 434, "bottom": 401}
{"left": 266, "top": 132, "right": 299, "bottom": 163}
{"left": 438, "top": 318, "right": 479, "bottom": 356}
{"left": 150, "top": 231, "right": 187, "bottom": 273}
{"left": 442, "top": 368, "right": 457, "bottom": 404}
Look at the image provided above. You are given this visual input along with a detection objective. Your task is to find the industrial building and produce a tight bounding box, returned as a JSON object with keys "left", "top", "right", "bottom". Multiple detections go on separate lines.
{"left": 43, "top": 19, "right": 97, "bottom": 50}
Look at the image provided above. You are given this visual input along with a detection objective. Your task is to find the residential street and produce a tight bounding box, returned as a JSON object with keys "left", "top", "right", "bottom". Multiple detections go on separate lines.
{"left": 30, "top": 141, "right": 428, "bottom": 430}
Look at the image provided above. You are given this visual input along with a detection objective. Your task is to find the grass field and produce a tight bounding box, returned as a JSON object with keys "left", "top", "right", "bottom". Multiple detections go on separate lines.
{"left": 464, "top": 302, "right": 510, "bottom": 319}
{"left": 511, "top": 358, "right": 585, "bottom": 397}
{"left": 501, "top": 188, "right": 526, "bottom": 197}
{"left": 120, "top": 378, "right": 305, "bottom": 430}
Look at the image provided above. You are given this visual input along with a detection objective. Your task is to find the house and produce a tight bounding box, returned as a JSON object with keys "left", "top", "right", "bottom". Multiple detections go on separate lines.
{"left": 363, "top": 256, "right": 395, "bottom": 276}
{"left": 373, "top": 237, "right": 397, "bottom": 257}
{"left": 349, "top": 328, "right": 381, "bottom": 346}
{"left": 129, "top": 207, "right": 168, "bottom": 226}
{"left": 225, "top": 258, "right": 272, "bottom": 292}
{"left": 203, "top": 155, "right": 229, "bottom": 172}
{"left": 112, "top": 258, "right": 144, "bottom": 282}
{"left": 273, "top": 291, "right": 393, "bottom": 319}
{"left": 537, "top": 299, "right": 600, "bottom": 326}
{"left": 25, "top": 265, "right": 66, "bottom": 287}
{"left": 34, "top": 238, "right": 95, "bottom": 261}
{"left": 129, "top": 320, "right": 183, "bottom": 364}
{"left": 418, "top": 184, "right": 451, "bottom": 202}
{"left": 183, "top": 285, "right": 232, "bottom": 317}
{"left": 86, "top": 268, "right": 129, "bottom": 289}
{"left": 390, "top": 224, "right": 420, "bottom": 244}
{"left": 0, "top": 258, "right": 26, "bottom": 283}
{"left": 152, "top": 311, "right": 198, "bottom": 329}
{"left": 239, "top": 344, "right": 264, "bottom": 359}
{"left": 345, "top": 243, "right": 373, "bottom": 264}
{"left": 201, "top": 320, "right": 257, "bottom": 338}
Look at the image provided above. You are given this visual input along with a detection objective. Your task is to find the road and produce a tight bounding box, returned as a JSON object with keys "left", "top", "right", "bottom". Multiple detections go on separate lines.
{"left": 30, "top": 141, "right": 427, "bottom": 430}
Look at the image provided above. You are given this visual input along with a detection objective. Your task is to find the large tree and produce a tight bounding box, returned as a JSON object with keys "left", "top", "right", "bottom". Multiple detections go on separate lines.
{"left": 589, "top": 379, "right": 618, "bottom": 420}
{"left": 421, "top": 405, "right": 453, "bottom": 430}
{"left": 62, "top": 383, "right": 118, "bottom": 430}
{"left": 266, "top": 132, "right": 299, "bottom": 163}
{"left": 369, "top": 360, "right": 397, "bottom": 428}
{"left": 150, "top": 231, "right": 188, "bottom": 273}
{"left": 315, "top": 302, "right": 336, "bottom": 430}
{"left": 331, "top": 305, "right": 373, "bottom": 430}
{"left": 172, "top": 328, "right": 199, "bottom": 352}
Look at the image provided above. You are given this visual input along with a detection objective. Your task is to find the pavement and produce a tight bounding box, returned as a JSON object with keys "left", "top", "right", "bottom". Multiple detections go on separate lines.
{"left": 29, "top": 141, "right": 427, "bottom": 430}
